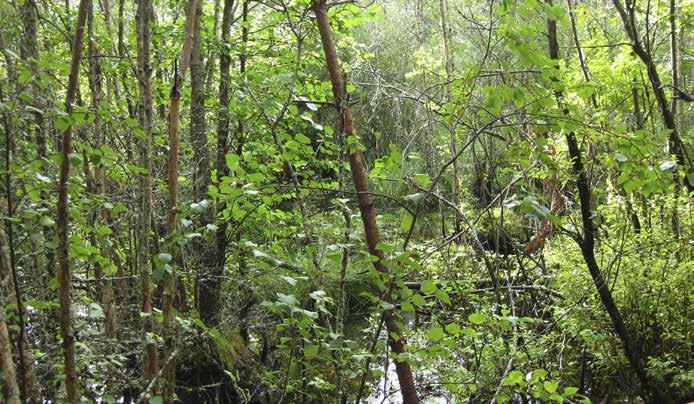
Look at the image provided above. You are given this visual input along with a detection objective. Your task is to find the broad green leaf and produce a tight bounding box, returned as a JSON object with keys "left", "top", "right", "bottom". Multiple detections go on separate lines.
{"left": 468, "top": 312, "right": 488, "bottom": 325}
{"left": 544, "top": 380, "right": 558, "bottom": 393}
{"left": 426, "top": 327, "right": 445, "bottom": 342}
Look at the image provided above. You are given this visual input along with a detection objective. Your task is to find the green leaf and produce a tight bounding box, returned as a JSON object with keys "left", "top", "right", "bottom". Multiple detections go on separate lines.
{"left": 412, "top": 173, "right": 431, "bottom": 187}
{"left": 401, "top": 302, "right": 415, "bottom": 312}
{"left": 56, "top": 115, "right": 72, "bottom": 132}
{"left": 445, "top": 323, "right": 461, "bottom": 335}
{"left": 421, "top": 280, "right": 437, "bottom": 295}
{"left": 95, "top": 225, "right": 112, "bottom": 237}
{"left": 295, "top": 133, "right": 312, "bottom": 144}
{"left": 462, "top": 327, "right": 476, "bottom": 338}
{"left": 225, "top": 154, "right": 240, "bottom": 170}
{"left": 563, "top": 386, "right": 579, "bottom": 396}
{"left": 304, "top": 344, "right": 319, "bottom": 358}
{"left": 426, "top": 327, "right": 445, "bottom": 342}
{"left": 435, "top": 289, "right": 451, "bottom": 305}
{"left": 622, "top": 179, "right": 637, "bottom": 193}
{"left": 411, "top": 294, "right": 426, "bottom": 307}
{"left": 468, "top": 312, "right": 488, "bottom": 325}
{"left": 503, "top": 370, "right": 524, "bottom": 386}
{"left": 18, "top": 70, "right": 32, "bottom": 84}
{"left": 102, "top": 394, "right": 116, "bottom": 403}
{"left": 549, "top": 394, "right": 563, "bottom": 403}
{"left": 543, "top": 380, "right": 558, "bottom": 393}
{"left": 399, "top": 210, "right": 413, "bottom": 233}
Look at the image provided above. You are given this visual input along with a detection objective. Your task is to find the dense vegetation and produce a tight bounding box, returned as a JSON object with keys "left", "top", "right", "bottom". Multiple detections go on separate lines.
{"left": 0, "top": 0, "right": 692, "bottom": 402}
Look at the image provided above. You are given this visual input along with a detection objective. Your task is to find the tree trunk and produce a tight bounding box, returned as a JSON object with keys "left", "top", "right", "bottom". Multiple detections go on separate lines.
{"left": 546, "top": 5, "right": 673, "bottom": 403}
{"left": 439, "top": 0, "right": 461, "bottom": 234}
{"left": 0, "top": 218, "right": 21, "bottom": 404}
{"left": 202, "top": 0, "right": 235, "bottom": 328}
{"left": 136, "top": 0, "right": 159, "bottom": 385}
{"left": 163, "top": 0, "right": 198, "bottom": 401}
{"left": 56, "top": 0, "right": 90, "bottom": 400}
{"left": 611, "top": 0, "right": 691, "bottom": 192}
{"left": 87, "top": 0, "right": 117, "bottom": 339}
{"left": 311, "top": 1, "right": 419, "bottom": 402}
{"left": 0, "top": 76, "right": 36, "bottom": 403}
{"left": 191, "top": 0, "right": 209, "bottom": 204}
{"left": 566, "top": 0, "right": 640, "bottom": 234}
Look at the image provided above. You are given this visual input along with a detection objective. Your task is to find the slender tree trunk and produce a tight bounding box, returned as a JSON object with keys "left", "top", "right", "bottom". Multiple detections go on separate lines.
{"left": 162, "top": 0, "right": 198, "bottom": 400}
{"left": 439, "top": 0, "right": 461, "bottom": 234}
{"left": 87, "top": 0, "right": 117, "bottom": 339}
{"left": 136, "top": 0, "right": 159, "bottom": 385}
{"left": 191, "top": 0, "right": 208, "bottom": 204}
{"left": 189, "top": 0, "right": 210, "bottom": 314}
{"left": 669, "top": 0, "right": 678, "bottom": 120}
{"left": 203, "top": 0, "right": 235, "bottom": 328}
{"left": 0, "top": 219, "right": 20, "bottom": 404}
{"left": 204, "top": 0, "right": 221, "bottom": 95}
{"left": 612, "top": 0, "right": 691, "bottom": 192}
{"left": 546, "top": 6, "right": 673, "bottom": 403}
{"left": 311, "top": 1, "right": 419, "bottom": 402}
{"left": 566, "top": 0, "right": 640, "bottom": 234}
{"left": 0, "top": 78, "right": 36, "bottom": 403}
{"left": 56, "top": 0, "right": 90, "bottom": 400}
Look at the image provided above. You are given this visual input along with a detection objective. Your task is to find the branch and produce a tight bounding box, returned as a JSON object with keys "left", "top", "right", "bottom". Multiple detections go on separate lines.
{"left": 136, "top": 349, "right": 178, "bottom": 404}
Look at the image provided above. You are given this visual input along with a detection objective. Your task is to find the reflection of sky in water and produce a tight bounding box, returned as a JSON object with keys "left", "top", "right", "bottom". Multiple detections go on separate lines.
{"left": 367, "top": 360, "right": 450, "bottom": 403}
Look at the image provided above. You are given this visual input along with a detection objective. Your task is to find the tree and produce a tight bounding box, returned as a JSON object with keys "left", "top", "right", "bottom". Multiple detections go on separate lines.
{"left": 311, "top": 0, "right": 419, "bottom": 401}
{"left": 162, "top": 0, "right": 198, "bottom": 400}
{"left": 545, "top": 2, "right": 673, "bottom": 401}
{"left": 136, "top": 0, "right": 159, "bottom": 385}
{"left": 56, "top": 0, "right": 90, "bottom": 399}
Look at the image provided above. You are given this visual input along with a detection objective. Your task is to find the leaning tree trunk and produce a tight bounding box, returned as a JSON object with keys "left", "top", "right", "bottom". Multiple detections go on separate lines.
{"left": 56, "top": 0, "right": 90, "bottom": 400}
{"left": 162, "top": 0, "right": 198, "bottom": 401}
{"left": 546, "top": 5, "right": 673, "bottom": 403}
{"left": 311, "top": 1, "right": 419, "bottom": 402}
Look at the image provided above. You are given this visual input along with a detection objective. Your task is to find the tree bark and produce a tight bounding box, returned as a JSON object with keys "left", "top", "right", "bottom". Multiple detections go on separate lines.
{"left": 56, "top": 0, "right": 90, "bottom": 400}
{"left": 136, "top": 0, "right": 159, "bottom": 385}
{"left": 0, "top": 76, "right": 36, "bottom": 403}
{"left": 162, "top": 0, "right": 198, "bottom": 401}
{"left": 0, "top": 218, "right": 21, "bottom": 404}
{"left": 191, "top": 0, "right": 209, "bottom": 204}
{"left": 202, "top": 0, "right": 235, "bottom": 328}
{"left": 87, "top": 0, "right": 117, "bottom": 340}
{"left": 311, "top": 1, "right": 419, "bottom": 402}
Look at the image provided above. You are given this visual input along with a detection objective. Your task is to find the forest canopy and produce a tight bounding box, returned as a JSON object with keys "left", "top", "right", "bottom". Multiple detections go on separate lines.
{"left": 0, "top": 0, "right": 692, "bottom": 402}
